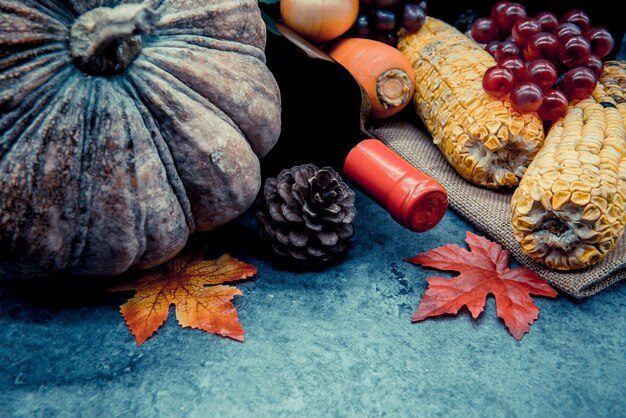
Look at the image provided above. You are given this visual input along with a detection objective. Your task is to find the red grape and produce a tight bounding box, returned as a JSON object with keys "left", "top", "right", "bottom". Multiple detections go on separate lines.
{"left": 561, "top": 67, "right": 597, "bottom": 100}
{"left": 471, "top": 17, "right": 499, "bottom": 44}
{"left": 495, "top": 2, "right": 527, "bottom": 32}
{"left": 482, "top": 66, "right": 516, "bottom": 98}
{"left": 535, "top": 12, "right": 559, "bottom": 33}
{"left": 499, "top": 56, "right": 527, "bottom": 81}
{"left": 491, "top": 1, "right": 511, "bottom": 21}
{"left": 495, "top": 39, "right": 521, "bottom": 61}
{"left": 538, "top": 89, "right": 569, "bottom": 121}
{"left": 486, "top": 40, "right": 501, "bottom": 57}
{"left": 526, "top": 59, "right": 558, "bottom": 91}
{"left": 471, "top": 6, "right": 606, "bottom": 120}
{"left": 585, "top": 54, "right": 604, "bottom": 78}
{"left": 510, "top": 82, "right": 543, "bottom": 113}
{"left": 559, "top": 35, "right": 591, "bottom": 68}
{"left": 586, "top": 26, "right": 615, "bottom": 58}
{"left": 554, "top": 23, "right": 583, "bottom": 41}
{"left": 511, "top": 17, "right": 541, "bottom": 47}
{"left": 525, "top": 32, "right": 559, "bottom": 62}
{"left": 560, "top": 9, "right": 591, "bottom": 32}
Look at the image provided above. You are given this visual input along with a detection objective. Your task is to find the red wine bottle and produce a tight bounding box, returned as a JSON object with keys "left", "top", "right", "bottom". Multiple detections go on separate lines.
{"left": 260, "top": 8, "right": 447, "bottom": 232}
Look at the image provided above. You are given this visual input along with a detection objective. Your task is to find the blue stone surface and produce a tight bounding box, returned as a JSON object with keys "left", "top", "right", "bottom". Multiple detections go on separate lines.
{"left": 1, "top": 184, "right": 625, "bottom": 417}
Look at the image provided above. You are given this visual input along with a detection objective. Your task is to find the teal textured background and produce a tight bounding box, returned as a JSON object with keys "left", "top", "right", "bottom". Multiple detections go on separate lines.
{"left": 1, "top": 30, "right": 626, "bottom": 418}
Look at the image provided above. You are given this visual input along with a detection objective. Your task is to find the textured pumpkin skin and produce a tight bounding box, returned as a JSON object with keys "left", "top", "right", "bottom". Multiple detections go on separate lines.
{"left": 0, "top": 0, "right": 281, "bottom": 278}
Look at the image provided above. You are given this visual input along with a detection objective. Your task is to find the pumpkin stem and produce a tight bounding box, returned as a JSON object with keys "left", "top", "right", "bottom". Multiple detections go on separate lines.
{"left": 376, "top": 69, "right": 412, "bottom": 110}
{"left": 69, "top": 3, "right": 158, "bottom": 76}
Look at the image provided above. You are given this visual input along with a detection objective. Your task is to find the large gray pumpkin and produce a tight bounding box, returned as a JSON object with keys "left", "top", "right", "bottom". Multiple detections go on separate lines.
{"left": 0, "top": 0, "right": 281, "bottom": 278}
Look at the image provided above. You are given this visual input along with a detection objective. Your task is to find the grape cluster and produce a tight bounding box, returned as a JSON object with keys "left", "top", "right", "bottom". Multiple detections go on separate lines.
{"left": 474, "top": 1, "right": 615, "bottom": 121}
{"left": 350, "top": 0, "right": 428, "bottom": 46}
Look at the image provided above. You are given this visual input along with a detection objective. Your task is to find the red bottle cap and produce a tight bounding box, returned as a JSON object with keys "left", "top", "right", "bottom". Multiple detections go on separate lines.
{"left": 343, "top": 139, "right": 448, "bottom": 232}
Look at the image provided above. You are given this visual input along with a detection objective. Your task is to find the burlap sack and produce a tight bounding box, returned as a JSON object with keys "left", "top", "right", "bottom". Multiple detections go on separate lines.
{"left": 372, "top": 118, "right": 626, "bottom": 299}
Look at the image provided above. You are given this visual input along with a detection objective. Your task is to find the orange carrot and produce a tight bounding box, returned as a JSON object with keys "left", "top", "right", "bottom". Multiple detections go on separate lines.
{"left": 327, "top": 37, "right": 415, "bottom": 119}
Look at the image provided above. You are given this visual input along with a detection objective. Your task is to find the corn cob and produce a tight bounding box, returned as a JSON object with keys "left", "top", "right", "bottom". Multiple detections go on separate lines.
{"left": 510, "top": 61, "right": 626, "bottom": 271}
{"left": 398, "top": 17, "right": 544, "bottom": 188}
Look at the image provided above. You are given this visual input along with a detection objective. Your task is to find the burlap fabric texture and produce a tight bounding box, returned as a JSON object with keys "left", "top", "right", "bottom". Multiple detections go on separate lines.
{"left": 372, "top": 118, "right": 626, "bottom": 299}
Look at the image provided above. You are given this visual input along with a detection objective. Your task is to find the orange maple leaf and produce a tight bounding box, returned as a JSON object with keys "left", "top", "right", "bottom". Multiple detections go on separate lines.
{"left": 110, "top": 253, "right": 256, "bottom": 345}
{"left": 406, "top": 232, "right": 558, "bottom": 340}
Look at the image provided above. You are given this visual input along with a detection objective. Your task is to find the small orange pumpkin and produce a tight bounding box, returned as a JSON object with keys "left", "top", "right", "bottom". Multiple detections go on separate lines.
{"left": 280, "top": 0, "right": 359, "bottom": 43}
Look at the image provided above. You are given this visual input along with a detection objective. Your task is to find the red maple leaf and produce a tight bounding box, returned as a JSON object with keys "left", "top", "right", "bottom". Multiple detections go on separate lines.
{"left": 109, "top": 253, "right": 256, "bottom": 345}
{"left": 406, "top": 232, "right": 558, "bottom": 340}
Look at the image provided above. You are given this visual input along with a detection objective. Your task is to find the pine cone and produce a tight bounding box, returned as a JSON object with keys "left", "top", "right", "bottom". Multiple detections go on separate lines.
{"left": 256, "top": 164, "right": 357, "bottom": 265}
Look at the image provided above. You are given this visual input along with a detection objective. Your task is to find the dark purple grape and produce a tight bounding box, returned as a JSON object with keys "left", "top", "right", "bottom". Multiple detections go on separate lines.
{"left": 453, "top": 9, "right": 480, "bottom": 33}
{"left": 374, "top": 9, "right": 397, "bottom": 32}
{"left": 402, "top": 4, "right": 426, "bottom": 33}
{"left": 418, "top": 1, "right": 428, "bottom": 14}
{"left": 353, "top": 14, "right": 371, "bottom": 38}
{"left": 351, "top": 0, "right": 430, "bottom": 42}
{"left": 375, "top": 31, "right": 398, "bottom": 46}
{"left": 376, "top": 0, "right": 401, "bottom": 7}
